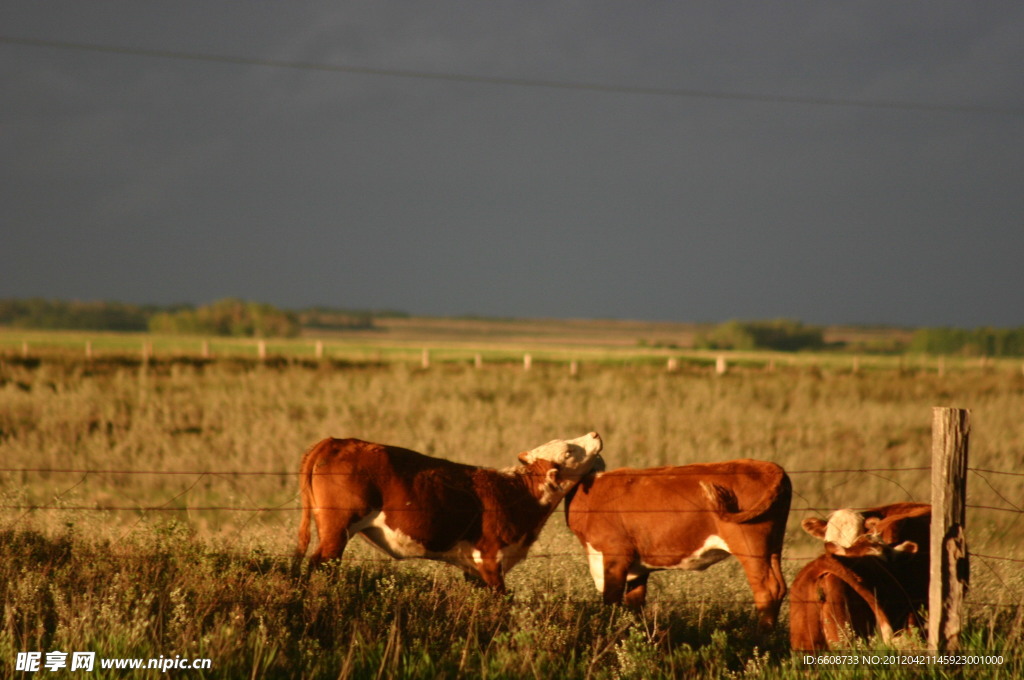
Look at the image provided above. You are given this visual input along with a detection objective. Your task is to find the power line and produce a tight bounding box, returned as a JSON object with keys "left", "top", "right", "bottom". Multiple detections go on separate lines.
{"left": 2, "top": 34, "right": 1022, "bottom": 118}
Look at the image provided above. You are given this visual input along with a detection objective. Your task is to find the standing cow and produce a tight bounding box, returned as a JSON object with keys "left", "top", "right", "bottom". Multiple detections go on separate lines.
{"left": 296, "top": 432, "right": 604, "bottom": 592}
{"left": 565, "top": 459, "right": 791, "bottom": 629}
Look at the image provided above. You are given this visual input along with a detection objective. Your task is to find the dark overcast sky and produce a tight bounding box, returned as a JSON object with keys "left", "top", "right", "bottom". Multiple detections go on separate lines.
{"left": 2, "top": 2, "right": 1022, "bottom": 327}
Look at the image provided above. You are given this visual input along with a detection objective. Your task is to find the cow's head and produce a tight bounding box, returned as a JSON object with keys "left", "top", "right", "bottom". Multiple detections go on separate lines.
{"left": 802, "top": 508, "right": 867, "bottom": 549}
{"left": 825, "top": 534, "right": 918, "bottom": 559}
{"left": 518, "top": 431, "right": 604, "bottom": 502}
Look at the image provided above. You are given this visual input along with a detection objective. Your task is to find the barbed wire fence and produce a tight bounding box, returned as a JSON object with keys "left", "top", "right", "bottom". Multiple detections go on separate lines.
{"left": 2, "top": 464, "right": 1021, "bottom": 567}
{"left": 1, "top": 405, "right": 1021, "bottom": 646}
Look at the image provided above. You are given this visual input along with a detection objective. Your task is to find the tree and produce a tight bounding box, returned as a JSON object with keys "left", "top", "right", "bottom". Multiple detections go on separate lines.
{"left": 147, "top": 299, "right": 300, "bottom": 337}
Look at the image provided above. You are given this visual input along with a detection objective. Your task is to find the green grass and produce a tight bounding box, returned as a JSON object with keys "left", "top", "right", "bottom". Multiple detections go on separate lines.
{"left": 3, "top": 325, "right": 1021, "bottom": 371}
{"left": 2, "top": 337, "right": 1023, "bottom": 677}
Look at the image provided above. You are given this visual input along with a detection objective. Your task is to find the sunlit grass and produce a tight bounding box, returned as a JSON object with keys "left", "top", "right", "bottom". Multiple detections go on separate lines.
{"left": 1, "top": 338, "right": 1023, "bottom": 677}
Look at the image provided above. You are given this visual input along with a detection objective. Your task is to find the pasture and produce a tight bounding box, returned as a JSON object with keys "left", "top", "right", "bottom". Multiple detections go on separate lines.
{"left": 1, "top": 332, "right": 1022, "bottom": 678}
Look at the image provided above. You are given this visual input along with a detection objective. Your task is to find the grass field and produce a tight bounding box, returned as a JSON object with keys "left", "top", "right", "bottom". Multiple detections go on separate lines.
{"left": 1, "top": 328, "right": 1023, "bottom": 677}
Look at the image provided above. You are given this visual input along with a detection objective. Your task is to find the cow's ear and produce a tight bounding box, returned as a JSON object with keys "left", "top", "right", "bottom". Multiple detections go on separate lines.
{"left": 893, "top": 540, "right": 918, "bottom": 554}
{"left": 864, "top": 517, "right": 881, "bottom": 533}
{"left": 544, "top": 466, "right": 561, "bottom": 491}
{"left": 802, "top": 518, "right": 828, "bottom": 539}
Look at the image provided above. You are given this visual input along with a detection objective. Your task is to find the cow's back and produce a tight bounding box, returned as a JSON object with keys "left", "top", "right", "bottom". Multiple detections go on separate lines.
{"left": 790, "top": 551, "right": 918, "bottom": 650}
{"left": 304, "top": 438, "right": 485, "bottom": 552}
{"left": 566, "top": 459, "right": 790, "bottom": 628}
{"left": 567, "top": 459, "right": 790, "bottom": 555}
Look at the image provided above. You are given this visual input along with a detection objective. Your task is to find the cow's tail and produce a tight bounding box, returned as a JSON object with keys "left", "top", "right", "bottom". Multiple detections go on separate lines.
{"left": 293, "top": 439, "right": 326, "bottom": 574}
{"left": 700, "top": 464, "right": 792, "bottom": 524}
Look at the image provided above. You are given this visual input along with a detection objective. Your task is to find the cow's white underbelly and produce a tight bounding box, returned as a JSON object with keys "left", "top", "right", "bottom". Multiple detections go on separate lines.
{"left": 586, "top": 534, "right": 732, "bottom": 593}
{"left": 356, "top": 511, "right": 429, "bottom": 559}
{"left": 648, "top": 534, "right": 732, "bottom": 571}
{"left": 355, "top": 511, "right": 528, "bottom": 572}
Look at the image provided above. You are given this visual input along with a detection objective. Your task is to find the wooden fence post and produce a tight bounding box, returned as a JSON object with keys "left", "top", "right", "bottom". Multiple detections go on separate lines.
{"left": 421, "top": 348, "right": 430, "bottom": 369}
{"left": 928, "top": 407, "right": 970, "bottom": 653}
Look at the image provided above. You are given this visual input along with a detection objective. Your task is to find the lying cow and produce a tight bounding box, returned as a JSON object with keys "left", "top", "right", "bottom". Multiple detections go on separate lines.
{"left": 802, "top": 502, "right": 931, "bottom": 625}
{"left": 790, "top": 532, "right": 921, "bottom": 650}
{"left": 565, "top": 459, "right": 791, "bottom": 629}
{"left": 296, "top": 432, "right": 604, "bottom": 592}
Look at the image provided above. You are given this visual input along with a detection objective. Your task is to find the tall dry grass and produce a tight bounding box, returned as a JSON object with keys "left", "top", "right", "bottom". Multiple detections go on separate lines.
{"left": 1, "top": 354, "right": 1022, "bottom": 677}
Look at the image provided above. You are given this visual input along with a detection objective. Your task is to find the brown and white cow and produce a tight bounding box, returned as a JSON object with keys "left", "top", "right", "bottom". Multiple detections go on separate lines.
{"left": 790, "top": 532, "right": 921, "bottom": 650}
{"left": 802, "top": 502, "right": 931, "bottom": 555}
{"left": 295, "top": 432, "right": 604, "bottom": 592}
{"left": 564, "top": 459, "right": 791, "bottom": 629}
{"left": 802, "top": 502, "right": 931, "bottom": 626}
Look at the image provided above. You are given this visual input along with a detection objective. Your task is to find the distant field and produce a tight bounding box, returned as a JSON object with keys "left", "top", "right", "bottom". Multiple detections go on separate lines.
{"left": 0, "top": 319, "right": 988, "bottom": 372}
{"left": 1, "top": 328, "right": 1022, "bottom": 677}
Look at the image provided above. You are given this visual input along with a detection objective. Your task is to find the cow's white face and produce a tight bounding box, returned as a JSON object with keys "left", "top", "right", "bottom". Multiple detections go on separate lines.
{"left": 518, "top": 431, "right": 604, "bottom": 482}
{"left": 516, "top": 431, "right": 604, "bottom": 505}
{"left": 823, "top": 508, "right": 866, "bottom": 548}
{"left": 803, "top": 508, "right": 870, "bottom": 548}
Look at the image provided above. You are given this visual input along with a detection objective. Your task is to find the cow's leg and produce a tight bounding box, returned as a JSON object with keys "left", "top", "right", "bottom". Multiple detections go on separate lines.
{"left": 601, "top": 552, "right": 637, "bottom": 605}
{"left": 623, "top": 573, "right": 649, "bottom": 609}
{"left": 734, "top": 552, "right": 786, "bottom": 629}
{"left": 307, "top": 509, "right": 361, "bottom": 570}
{"left": 820, "top": 575, "right": 856, "bottom": 646}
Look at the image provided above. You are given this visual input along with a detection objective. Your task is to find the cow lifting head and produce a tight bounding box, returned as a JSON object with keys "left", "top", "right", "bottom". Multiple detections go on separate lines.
{"left": 296, "top": 432, "right": 606, "bottom": 593}
{"left": 517, "top": 431, "right": 604, "bottom": 502}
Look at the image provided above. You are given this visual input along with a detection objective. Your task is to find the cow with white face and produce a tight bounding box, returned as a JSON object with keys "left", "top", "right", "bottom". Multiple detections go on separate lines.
{"left": 790, "top": 530, "right": 921, "bottom": 650}
{"left": 802, "top": 503, "right": 930, "bottom": 554}
{"left": 792, "top": 502, "right": 931, "bottom": 650}
{"left": 296, "top": 432, "right": 604, "bottom": 592}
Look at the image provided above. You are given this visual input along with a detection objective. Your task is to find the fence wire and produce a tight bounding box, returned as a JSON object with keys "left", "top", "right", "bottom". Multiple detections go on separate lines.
{"left": 3, "top": 465, "right": 1021, "bottom": 595}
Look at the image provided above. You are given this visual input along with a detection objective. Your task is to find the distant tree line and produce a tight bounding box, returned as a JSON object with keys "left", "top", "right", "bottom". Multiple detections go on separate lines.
{"left": 0, "top": 298, "right": 403, "bottom": 337}
{"left": 0, "top": 298, "right": 154, "bottom": 331}
{"left": 695, "top": 319, "right": 825, "bottom": 352}
{"left": 909, "top": 327, "right": 1024, "bottom": 357}
{"left": 148, "top": 299, "right": 301, "bottom": 337}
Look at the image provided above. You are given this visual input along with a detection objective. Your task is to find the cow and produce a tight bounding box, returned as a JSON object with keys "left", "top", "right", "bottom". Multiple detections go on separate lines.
{"left": 790, "top": 533, "right": 921, "bottom": 650}
{"left": 802, "top": 502, "right": 931, "bottom": 554}
{"left": 802, "top": 502, "right": 931, "bottom": 626}
{"left": 295, "top": 432, "right": 604, "bottom": 592}
{"left": 564, "top": 459, "right": 791, "bottom": 629}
